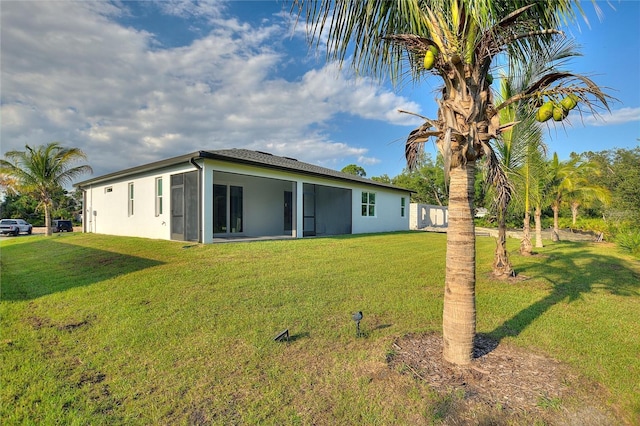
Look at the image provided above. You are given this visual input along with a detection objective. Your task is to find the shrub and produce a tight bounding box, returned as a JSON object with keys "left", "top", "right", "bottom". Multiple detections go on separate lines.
{"left": 616, "top": 228, "right": 640, "bottom": 257}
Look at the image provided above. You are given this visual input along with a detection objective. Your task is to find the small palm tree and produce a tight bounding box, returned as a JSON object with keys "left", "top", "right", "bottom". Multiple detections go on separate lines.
{"left": 0, "top": 143, "right": 92, "bottom": 236}
{"left": 296, "top": 0, "right": 610, "bottom": 365}
{"left": 548, "top": 153, "right": 610, "bottom": 240}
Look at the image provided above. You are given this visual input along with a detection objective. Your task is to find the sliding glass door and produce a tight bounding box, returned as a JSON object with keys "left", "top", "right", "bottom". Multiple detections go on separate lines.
{"left": 213, "top": 184, "right": 243, "bottom": 234}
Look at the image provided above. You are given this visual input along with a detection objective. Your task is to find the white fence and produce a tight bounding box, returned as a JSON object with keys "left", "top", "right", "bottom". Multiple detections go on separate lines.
{"left": 410, "top": 203, "right": 448, "bottom": 229}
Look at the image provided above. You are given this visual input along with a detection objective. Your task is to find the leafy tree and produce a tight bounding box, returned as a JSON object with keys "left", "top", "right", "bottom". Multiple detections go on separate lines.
{"left": 608, "top": 148, "right": 640, "bottom": 222}
{"left": 388, "top": 152, "right": 448, "bottom": 205}
{"left": 585, "top": 147, "right": 640, "bottom": 224}
{"left": 0, "top": 143, "right": 92, "bottom": 236}
{"left": 341, "top": 164, "right": 367, "bottom": 177}
{"left": 296, "top": 0, "right": 609, "bottom": 365}
{"left": 371, "top": 174, "right": 392, "bottom": 184}
{"left": 0, "top": 192, "right": 40, "bottom": 223}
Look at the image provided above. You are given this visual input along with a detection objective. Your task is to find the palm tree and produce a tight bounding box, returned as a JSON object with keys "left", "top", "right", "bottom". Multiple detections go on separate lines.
{"left": 499, "top": 39, "right": 581, "bottom": 256}
{"left": 295, "top": 0, "right": 609, "bottom": 365}
{"left": 0, "top": 143, "right": 92, "bottom": 236}
{"left": 548, "top": 153, "right": 610, "bottom": 240}
{"left": 531, "top": 161, "right": 550, "bottom": 249}
{"left": 486, "top": 76, "right": 520, "bottom": 277}
{"left": 488, "top": 37, "right": 575, "bottom": 273}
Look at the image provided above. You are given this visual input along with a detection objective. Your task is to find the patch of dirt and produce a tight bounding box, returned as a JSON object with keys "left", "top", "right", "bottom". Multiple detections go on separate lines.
{"left": 26, "top": 315, "right": 51, "bottom": 329}
{"left": 388, "top": 332, "right": 622, "bottom": 425}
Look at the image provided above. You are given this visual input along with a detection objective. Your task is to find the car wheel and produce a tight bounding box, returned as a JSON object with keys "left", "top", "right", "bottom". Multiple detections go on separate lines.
{"left": 28, "top": 227, "right": 32, "bottom": 235}
{"left": 13, "top": 229, "right": 19, "bottom": 236}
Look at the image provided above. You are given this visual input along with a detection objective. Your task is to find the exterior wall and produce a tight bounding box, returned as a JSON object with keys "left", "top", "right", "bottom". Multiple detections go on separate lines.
{"left": 410, "top": 203, "right": 449, "bottom": 229}
{"left": 351, "top": 185, "right": 410, "bottom": 234}
{"left": 83, "top": 162, "right": 197, "bottom": 240}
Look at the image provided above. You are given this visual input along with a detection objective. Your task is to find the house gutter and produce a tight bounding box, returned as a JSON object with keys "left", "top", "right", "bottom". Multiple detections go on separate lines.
{"left": 190, "top": 154, "right": 203, "bottom": 171}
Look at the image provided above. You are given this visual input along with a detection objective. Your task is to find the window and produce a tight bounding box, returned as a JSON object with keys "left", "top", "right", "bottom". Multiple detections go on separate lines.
{"left": 361, "top": 191, "right": 376, "bottom": 217}
{"left": 105, "top": 186, "right": 113, "bottom": 193}
{"left": 213, "top": 184, "right": 243, "bottom": 233}
{"left": 128, "top": 183, "right": 134, "bottom": 216}
{"left": 155, "top": 177, "right": 163, "bottom": 216}
{"left": 401, "top": 197, "right": 406, "bottom": 217}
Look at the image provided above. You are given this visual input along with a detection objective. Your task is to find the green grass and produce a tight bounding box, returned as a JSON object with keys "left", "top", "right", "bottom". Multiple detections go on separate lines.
{"left": 1, "top": 232, "right": 639, "bottom": 424}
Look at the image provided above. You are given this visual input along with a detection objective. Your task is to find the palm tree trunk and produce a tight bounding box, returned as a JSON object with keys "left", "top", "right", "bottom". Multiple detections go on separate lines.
{"left": 44, "top": 203, "right": 52, "bottom": 237}
{"left": 571, "top": 202, "right": 579, "bottom": 226}
{"left": 552, "top": 204, "right": 560, "bottom": 241}
{"left": 442, "top": 162, "right": 476, "bottom": 365}
{"left": 534, "top": 206, "right": 543, "bottom": 248}
{"left": 492, "top": 207, "right": 514, "bottom": 277}
{"left": 520, "top": 211, "right": 532, "bottom": 255}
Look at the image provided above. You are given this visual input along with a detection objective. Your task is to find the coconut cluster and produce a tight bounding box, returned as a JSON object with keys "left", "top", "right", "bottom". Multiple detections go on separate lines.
{"left": 536, "top": 94, "right": 579, "bottom": 122}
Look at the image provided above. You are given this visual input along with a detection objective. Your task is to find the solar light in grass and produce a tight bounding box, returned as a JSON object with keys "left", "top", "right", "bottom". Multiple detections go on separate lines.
{"left": 352, "top": 311, "right": 363, "bottom": 337}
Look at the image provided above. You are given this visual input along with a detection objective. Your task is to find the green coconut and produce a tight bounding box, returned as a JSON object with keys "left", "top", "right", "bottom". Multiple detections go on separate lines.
{"left": 560, "top": 94, "right": 579, "bottom": 111}
{"left": 553, "top": 105, "right": 569, "bottom": 121}
{"left": 536, "top": 101, "right": 554, "bottom": 122}
{"left": 424, "top": 50, "right": 436, "bottom": 70}
{"left": 427, "top": 45, "right": 439, "bottom": 56}
{"left": 486, "top": 74, "right": 494, "bottom": 85}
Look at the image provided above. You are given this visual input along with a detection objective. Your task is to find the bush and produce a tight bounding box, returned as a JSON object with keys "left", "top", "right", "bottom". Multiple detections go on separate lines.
{"left": 616, "top": 228, "right": 640, "bottom": 258}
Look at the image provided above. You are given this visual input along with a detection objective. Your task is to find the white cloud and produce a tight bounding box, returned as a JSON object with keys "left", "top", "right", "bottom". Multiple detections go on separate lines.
{"left": 0, "top": 1, "right": 418, "bottom": 178}
{"left": 156, "top": 0, "right": 226, "bottom": 21}
{"left": 583, "top": 107, "right": 640, "bottom": 126}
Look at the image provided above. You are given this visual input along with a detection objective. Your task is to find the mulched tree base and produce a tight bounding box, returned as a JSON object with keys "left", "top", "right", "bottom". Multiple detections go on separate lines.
{"left": 388, "top": 332, "right": 621, "bottom": 425}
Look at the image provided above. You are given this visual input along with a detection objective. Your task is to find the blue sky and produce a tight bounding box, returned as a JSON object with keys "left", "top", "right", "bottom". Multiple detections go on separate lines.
{"left": 1, "top": 1, "right": 638, "bottom": 182}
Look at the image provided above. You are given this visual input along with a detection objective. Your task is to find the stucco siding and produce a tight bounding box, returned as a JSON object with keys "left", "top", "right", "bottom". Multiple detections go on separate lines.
{"left": 351, "top": 185, "right": 410, "bottom": 234}
{"left": 84, "top": 163, "right": 195, "bottom": 240}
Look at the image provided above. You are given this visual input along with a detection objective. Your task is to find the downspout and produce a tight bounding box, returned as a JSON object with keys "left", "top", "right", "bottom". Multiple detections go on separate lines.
{"left": 190, "top": 155, "right": 203, "bottom": 171}
{"left": 190, "top": 154, "right": 203, "bottom": 243}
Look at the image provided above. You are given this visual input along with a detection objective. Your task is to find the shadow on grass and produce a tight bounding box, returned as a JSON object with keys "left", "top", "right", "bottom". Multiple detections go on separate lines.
{"left": 490, "top": 241, "right": 640, "bottom": 341}
{"left": 1, "top": 239, "right": 164, "bottom": 301}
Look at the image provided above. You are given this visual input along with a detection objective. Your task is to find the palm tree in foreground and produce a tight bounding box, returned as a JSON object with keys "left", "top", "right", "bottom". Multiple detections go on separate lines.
{"left": 0, "top": 143, "right": 92, "bottom": 236}
{"left": 295, "top": 0, "right": 609, "bottom": 365}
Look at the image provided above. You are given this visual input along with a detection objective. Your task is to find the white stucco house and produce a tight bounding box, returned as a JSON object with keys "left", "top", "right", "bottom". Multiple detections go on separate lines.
{"left": 74, "top": 149, "right": 412, "bottom": 243}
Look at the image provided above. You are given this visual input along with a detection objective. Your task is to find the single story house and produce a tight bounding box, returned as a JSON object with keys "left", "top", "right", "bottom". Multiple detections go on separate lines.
{"left": 75, "top": 149, "right": 412, "bottom": 243}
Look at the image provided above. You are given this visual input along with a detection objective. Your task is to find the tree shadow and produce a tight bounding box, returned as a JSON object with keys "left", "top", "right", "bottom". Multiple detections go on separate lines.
{"left": 1, "top": 239, "right": 164, "bottom": 301}
{"left": 489, "top": 241, "right": 640, "bottom": 342}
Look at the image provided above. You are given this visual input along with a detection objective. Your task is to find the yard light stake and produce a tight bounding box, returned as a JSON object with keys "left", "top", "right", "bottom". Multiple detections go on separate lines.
{"left": 352, "top": 311, "right": 363, "bottom": 337}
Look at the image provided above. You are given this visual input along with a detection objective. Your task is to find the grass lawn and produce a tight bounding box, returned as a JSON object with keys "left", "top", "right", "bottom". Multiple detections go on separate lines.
{"left": 1, "top": 232, "right": 639, "bottom": 424}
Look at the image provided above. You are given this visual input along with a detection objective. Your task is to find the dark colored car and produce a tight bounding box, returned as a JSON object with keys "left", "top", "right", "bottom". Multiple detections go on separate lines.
{"left": 52, "top": 220, "right": 74, "bottom": 233}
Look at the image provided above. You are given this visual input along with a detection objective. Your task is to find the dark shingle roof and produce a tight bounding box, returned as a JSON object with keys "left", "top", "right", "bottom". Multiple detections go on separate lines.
{"left": 76, "top": 148, "right": 410, "bottom": 193}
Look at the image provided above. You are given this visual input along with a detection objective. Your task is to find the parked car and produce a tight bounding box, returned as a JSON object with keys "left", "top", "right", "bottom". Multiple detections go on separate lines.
{"left": 52, "top": 220, "right": 74, "bottom": 233}
{"left": 0, "top": 219, "right": 33, "bottom": 236}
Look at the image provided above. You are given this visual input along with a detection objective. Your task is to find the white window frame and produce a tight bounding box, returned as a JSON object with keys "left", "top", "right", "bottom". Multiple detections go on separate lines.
{"left": 361, "top": 191, "right": 376, "bottom": 217}
{"left": 128, "top": 182, "right": 134, "bottom": 216}
{"left": 155, "top": 177, "right": 163, "bottom": 216}
{"left": 401, "top": 197, "right": 406, "bottom": 217}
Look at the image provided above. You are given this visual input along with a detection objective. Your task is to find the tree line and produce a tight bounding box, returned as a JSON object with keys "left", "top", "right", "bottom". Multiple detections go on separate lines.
{"left": 343, "top": 145, "right": 640, "bottom": 255}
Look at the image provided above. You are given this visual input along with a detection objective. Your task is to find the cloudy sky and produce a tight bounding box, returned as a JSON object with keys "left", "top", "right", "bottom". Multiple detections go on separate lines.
{"left": 1, "top": 1, "right": 638, "bottom": 182}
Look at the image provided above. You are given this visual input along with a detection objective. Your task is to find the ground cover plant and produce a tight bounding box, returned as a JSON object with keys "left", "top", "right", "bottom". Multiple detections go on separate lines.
{"left": 1, "top": 232, "right": 639, "bottom": 424}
